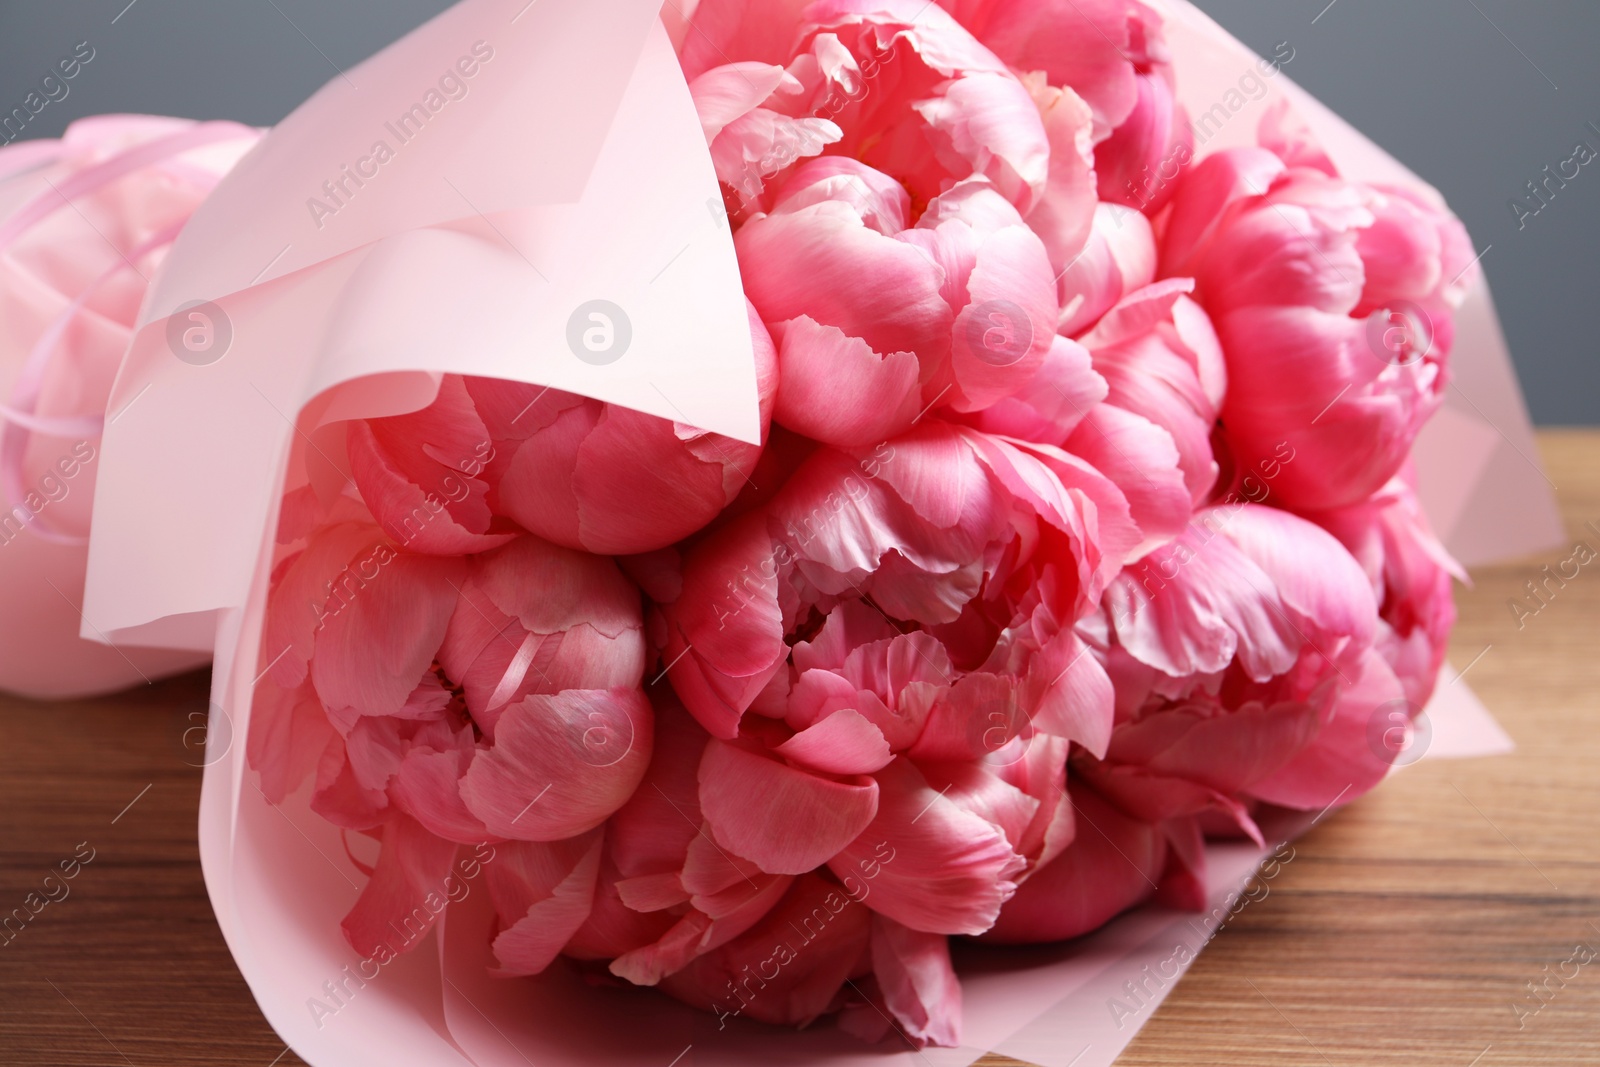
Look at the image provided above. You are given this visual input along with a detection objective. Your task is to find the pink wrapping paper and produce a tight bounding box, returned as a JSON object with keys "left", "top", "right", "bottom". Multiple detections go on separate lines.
{"left": 78, "top": 1, "right": 1558, "bottom": 1064}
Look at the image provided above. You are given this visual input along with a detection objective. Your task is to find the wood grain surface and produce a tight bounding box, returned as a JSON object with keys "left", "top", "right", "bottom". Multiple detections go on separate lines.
{"left": 2, "top": 432, "right": 1596, "bottom": 1067}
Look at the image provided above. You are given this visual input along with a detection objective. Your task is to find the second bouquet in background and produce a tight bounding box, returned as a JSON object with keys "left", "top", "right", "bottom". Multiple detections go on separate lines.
{"left": 240, "top": 0, "right": 1474, "bottom": 1049}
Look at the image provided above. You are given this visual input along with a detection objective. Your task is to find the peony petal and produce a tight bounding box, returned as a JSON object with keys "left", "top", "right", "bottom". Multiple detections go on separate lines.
{"left": 462, "top": 689, "right": 653, "bottom": 841}
{"left": 830, "top": 757, "right": 1023, "bottom": 935}
{"left": 311, "top": 553, "right": 465, "bottom": 719}
{"left": 700, "top": 739, "right": 880, "bottom": 875}
{"left": 1024, "top": 75, "right": 1098, "bottom": 278}
{"left": 661, "top": 515, "right": 788, "bottom": 738}
{"left": 263, "top": 523, "right": 382, "bottom": 691}
{"left": 389, "top": 740, "right": 491, "bottom": 845}
{"left": 248, "top": 677, "right": 335, "bottom": 804}
{"left": 347, "top": 418, "right": 514, "bottom": 556}
{"left": 981, "top": 782, "right": 1165, "bottom": 944}
{"left": 488, "top": 833, "right": 602, "bottom": 977}
{"left": 1064, "top": 403, "right": 1189, "bottom": 560}
{"left": 688, "top": 63, "right": 790, "bottom": 142}
{"left": 609, "top": 872, "right": 793, "bottom": 987}
{"left": 340, "top": 815, "right": 460, "bottom": 959}
{"left": 1248, "top": 649, "right": 1405, "bottom": 810}
{"left": 655, "top": 872, "right": 870, "bottom": 1027}
{"left": 771, "top": 315, "right": 922, "bottom": 447}
{"left": 871, "top": 915, "right": 962, "bottom": 1047}
{"left": 775, "top": 709, "right": 896, "bottom": 776}
{"left": 1105, "top": 512, "right": 1303, "bottom": 682}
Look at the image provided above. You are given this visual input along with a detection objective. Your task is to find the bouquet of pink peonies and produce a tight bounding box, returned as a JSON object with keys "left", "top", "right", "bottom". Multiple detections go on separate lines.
{"left": 236, "top": 0, "right": 1476, "bottom": 1048}
{"left": 68, "top": 0, "right": 1557, "bottom": 1064}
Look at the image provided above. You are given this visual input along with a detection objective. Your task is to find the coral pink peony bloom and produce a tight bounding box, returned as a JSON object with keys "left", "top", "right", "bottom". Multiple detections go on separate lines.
{"left": 660, "top": 421, "right": 1143, "bottom": 746}
{"left": 249, "top": 512, "right": 652, "bottom": 958}
{"left": 797, "top": 0, "right": 1053, "bottom": 216}
{"left": 1162, "top": 143, "right": 1477, "bottom": 510}
{"left": 739, "top": 162, "right": 1058, "bottom": 445}
{"left": 685, "top": 0, "right": 1053, "bottom": 217}
{"left": 1078, "top": 502, "right": 1396, "bottom": 836}
{"left": 345, "top": 375, "right": 518, "bottom": 556}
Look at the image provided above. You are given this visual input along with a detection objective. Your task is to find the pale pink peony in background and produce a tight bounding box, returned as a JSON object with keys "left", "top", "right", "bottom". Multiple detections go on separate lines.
{"left": 0, "top": 114, "right": 258, "bottom": 699}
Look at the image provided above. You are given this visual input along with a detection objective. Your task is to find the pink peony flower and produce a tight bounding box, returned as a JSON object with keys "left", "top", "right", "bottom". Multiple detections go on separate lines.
{"left": 345, "top": 311, "right": 777, "bottom": 558}
{"left": 685, "top": 0, "right": 1055, "bottom": 217}
{"left": 249, "top": 511, "right": 653, "bottom": 958}
{"left": 739, "top": 162, "right": 1058, "bottom": 445}
{"left": 1162, "top": 142, "right": 1477, "bottom": 510}
{"left": 345, "top": 375, "right": 518, "bottom": 556}
{"left": 797, "top": 0, "right": 1053, "bottom": 216}
{"left": 488, "top": 419, "right": 1162, "bottom": 1043}
{"left": 1079, "top": 502, "right": 1396, "bottom": 833}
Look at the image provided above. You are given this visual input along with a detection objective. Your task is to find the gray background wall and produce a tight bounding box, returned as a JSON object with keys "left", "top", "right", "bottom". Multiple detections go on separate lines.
{"left": 1, "top": 0, "right": 1594, "bottom": 423}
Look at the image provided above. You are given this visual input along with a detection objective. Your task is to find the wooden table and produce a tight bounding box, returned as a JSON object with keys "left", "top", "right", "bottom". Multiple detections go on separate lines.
{"left": 3, "top": 432, "right": 1596, "bottom": 1067}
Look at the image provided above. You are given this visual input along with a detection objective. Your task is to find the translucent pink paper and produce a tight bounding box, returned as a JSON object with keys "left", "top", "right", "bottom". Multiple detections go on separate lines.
{"left": 79, "top": 1, "right": 1556, "bottom": 1064}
